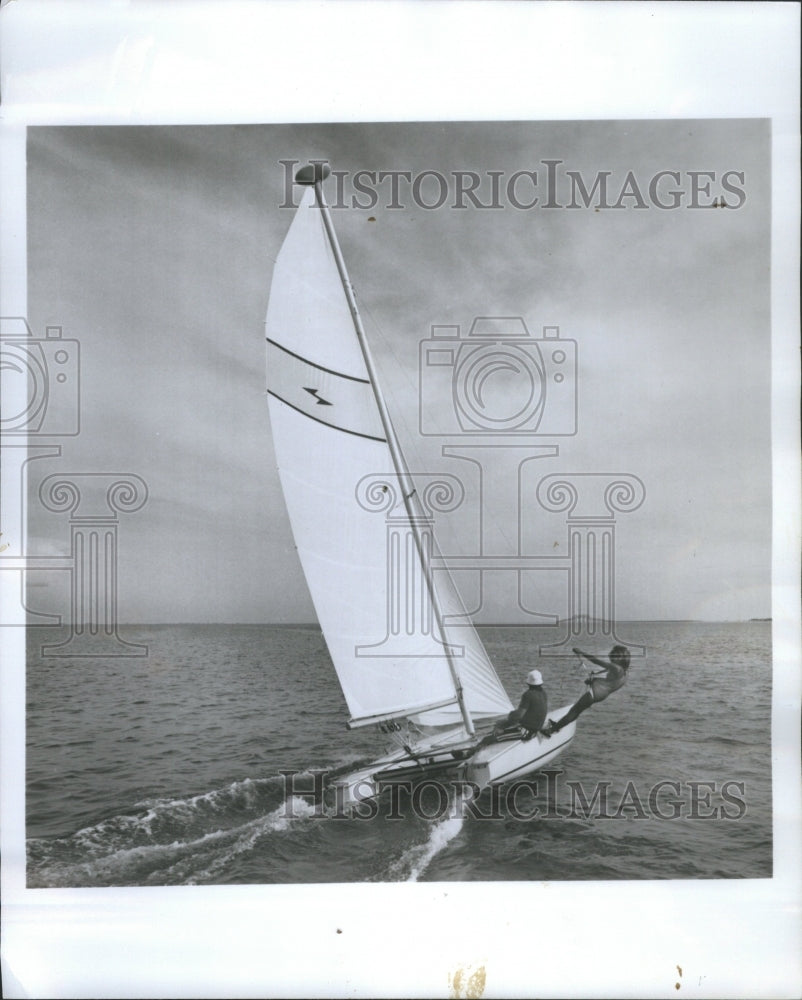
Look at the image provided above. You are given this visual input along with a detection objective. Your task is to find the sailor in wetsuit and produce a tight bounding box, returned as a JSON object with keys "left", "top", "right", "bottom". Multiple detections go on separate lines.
{"left": 543, "top": 645, "right": 630, "bottom": 735}
{"left": 493, "top": 669, "right": 548, "bottom": 740}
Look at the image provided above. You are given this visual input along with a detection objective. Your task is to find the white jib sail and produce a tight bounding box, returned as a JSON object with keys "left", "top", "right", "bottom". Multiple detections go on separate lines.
{"left": 266, "top": 185, "right": 512, "bottom": 728}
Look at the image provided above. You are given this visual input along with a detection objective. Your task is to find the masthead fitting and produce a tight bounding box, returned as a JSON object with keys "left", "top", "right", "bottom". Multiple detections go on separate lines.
{"left": 295, "top": 162, "right": 331, "bottom": 185}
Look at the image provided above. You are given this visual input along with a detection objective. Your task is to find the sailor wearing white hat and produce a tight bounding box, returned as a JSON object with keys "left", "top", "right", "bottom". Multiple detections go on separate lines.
{"left": 492, "top": 667, "right": 549, "bottom": 741}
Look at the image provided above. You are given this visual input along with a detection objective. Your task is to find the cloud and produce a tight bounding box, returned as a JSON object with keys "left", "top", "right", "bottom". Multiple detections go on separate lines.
{"left": 25, "top": 120, "right": 771, "bottom": 621}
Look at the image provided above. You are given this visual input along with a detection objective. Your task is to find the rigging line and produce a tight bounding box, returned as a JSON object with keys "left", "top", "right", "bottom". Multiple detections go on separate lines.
{"left": 356, "top": 298, "right": 473, "bottom": 612}
{"left": 357, "top": 295, "right": 425, "bottom": 435}
{"left": 355, "top": 292, "right": 466, "bottom": 553}
{"left": 353, "top": 295, "right": 511, "bottom": 705}
{"left": 357, "top": 291, "right": 521, "bottom": 618}
{"left": 357, "top": 290, "right": 522, "bottom": 561}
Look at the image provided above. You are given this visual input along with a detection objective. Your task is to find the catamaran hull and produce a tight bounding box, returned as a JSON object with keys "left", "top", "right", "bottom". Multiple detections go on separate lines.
{"left": 334, "top": 705, "right": 576, "bottom": 806}
{"left": 467, "top": 722, "right": 575, "bottom": 786}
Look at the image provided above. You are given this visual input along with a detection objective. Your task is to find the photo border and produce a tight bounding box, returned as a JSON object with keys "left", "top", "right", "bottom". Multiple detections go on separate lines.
{"left": 1, "top": 3, "right": 799, "bottom": 997}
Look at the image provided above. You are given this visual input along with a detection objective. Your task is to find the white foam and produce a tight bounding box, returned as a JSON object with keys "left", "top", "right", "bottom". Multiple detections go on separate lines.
{"left": 404, "top": 813, "right": 464, "bottom": 883}
{"left": 28, "top": 791, "right": 323, "bottom": 887}
{"left": 387, "top": 789, "right": 467, "bottom": 882}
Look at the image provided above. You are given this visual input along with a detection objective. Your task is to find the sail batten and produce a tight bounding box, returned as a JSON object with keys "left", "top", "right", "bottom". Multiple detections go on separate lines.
{"left": 266, "top": 182, "right": 513, "bottom": 727}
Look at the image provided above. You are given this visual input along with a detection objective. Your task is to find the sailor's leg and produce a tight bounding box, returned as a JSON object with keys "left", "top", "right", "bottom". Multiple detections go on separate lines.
{"left": 492, "top": 712, "right": 517, "bottom": 737}
{"left": 548, "top": 690, "right": 594, "bottom": 733}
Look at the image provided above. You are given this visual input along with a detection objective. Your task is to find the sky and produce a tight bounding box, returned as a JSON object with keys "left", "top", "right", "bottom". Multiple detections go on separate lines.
{"left": 20, "top": 119, "right": 771, "bottom": 623}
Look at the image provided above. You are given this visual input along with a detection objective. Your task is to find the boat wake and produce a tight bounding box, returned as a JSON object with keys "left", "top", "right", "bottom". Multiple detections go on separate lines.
{"left": 26, "top": 775, "right": 322, "bottom": 888}
{"left": 386, "top": 787, "right": 467, "bottom": 882}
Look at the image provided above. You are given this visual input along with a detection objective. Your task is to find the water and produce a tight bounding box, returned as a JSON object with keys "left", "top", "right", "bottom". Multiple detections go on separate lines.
{"left": 26, "top": 621, "right": 772, "bottom": 886}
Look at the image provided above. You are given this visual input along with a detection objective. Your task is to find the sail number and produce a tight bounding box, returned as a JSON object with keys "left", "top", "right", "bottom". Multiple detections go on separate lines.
{"left": 379, "top": 721, "right": 404, "bottom": 734}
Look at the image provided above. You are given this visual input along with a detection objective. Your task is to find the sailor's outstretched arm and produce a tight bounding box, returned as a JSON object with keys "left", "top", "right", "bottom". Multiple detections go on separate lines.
{"left": 572, "top": 647, "right": 610, "bottom": 669}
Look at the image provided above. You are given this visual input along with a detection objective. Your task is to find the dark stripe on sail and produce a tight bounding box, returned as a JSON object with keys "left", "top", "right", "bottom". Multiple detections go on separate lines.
{"left": 266, "top": 337, "right": 371, "bottom": 384}
{"left": 267, "top": 337, "right": 386, "bottom": 441}
{"left": 268, "top": 390, "right": 387, "bottom": 443}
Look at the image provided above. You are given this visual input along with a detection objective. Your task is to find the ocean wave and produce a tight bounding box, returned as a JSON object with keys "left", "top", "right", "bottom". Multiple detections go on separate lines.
{"left": 696, "top": 735, "right": 755, "bottom": 747}
{"left": 26, "top": 779, "right": 323, "bottom": 888}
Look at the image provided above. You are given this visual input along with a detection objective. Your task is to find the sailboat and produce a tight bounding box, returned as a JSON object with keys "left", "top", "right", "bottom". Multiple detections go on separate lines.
{"left": 265, "top": 162, "right": 575, "bottom": 805}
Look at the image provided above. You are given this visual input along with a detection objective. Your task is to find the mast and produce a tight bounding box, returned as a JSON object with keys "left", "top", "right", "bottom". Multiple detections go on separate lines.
{"left": 297, "top": 162, "right": 475, "bottom": 737}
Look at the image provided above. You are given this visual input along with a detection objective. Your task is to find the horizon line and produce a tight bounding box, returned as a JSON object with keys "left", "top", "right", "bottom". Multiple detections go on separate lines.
{"left": 25, "top": 618, "right": 773, "bottom": 628}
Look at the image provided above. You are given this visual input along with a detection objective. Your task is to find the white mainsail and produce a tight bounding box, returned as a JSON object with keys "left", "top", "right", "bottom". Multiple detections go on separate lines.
{"left": 265, "top": 183, "right": 513, "bottom": 729}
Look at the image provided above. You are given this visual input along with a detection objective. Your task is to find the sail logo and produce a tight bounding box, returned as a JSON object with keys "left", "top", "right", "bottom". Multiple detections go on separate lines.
{"left": 303, "top": 387, "right": 332, "bottom": 406}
